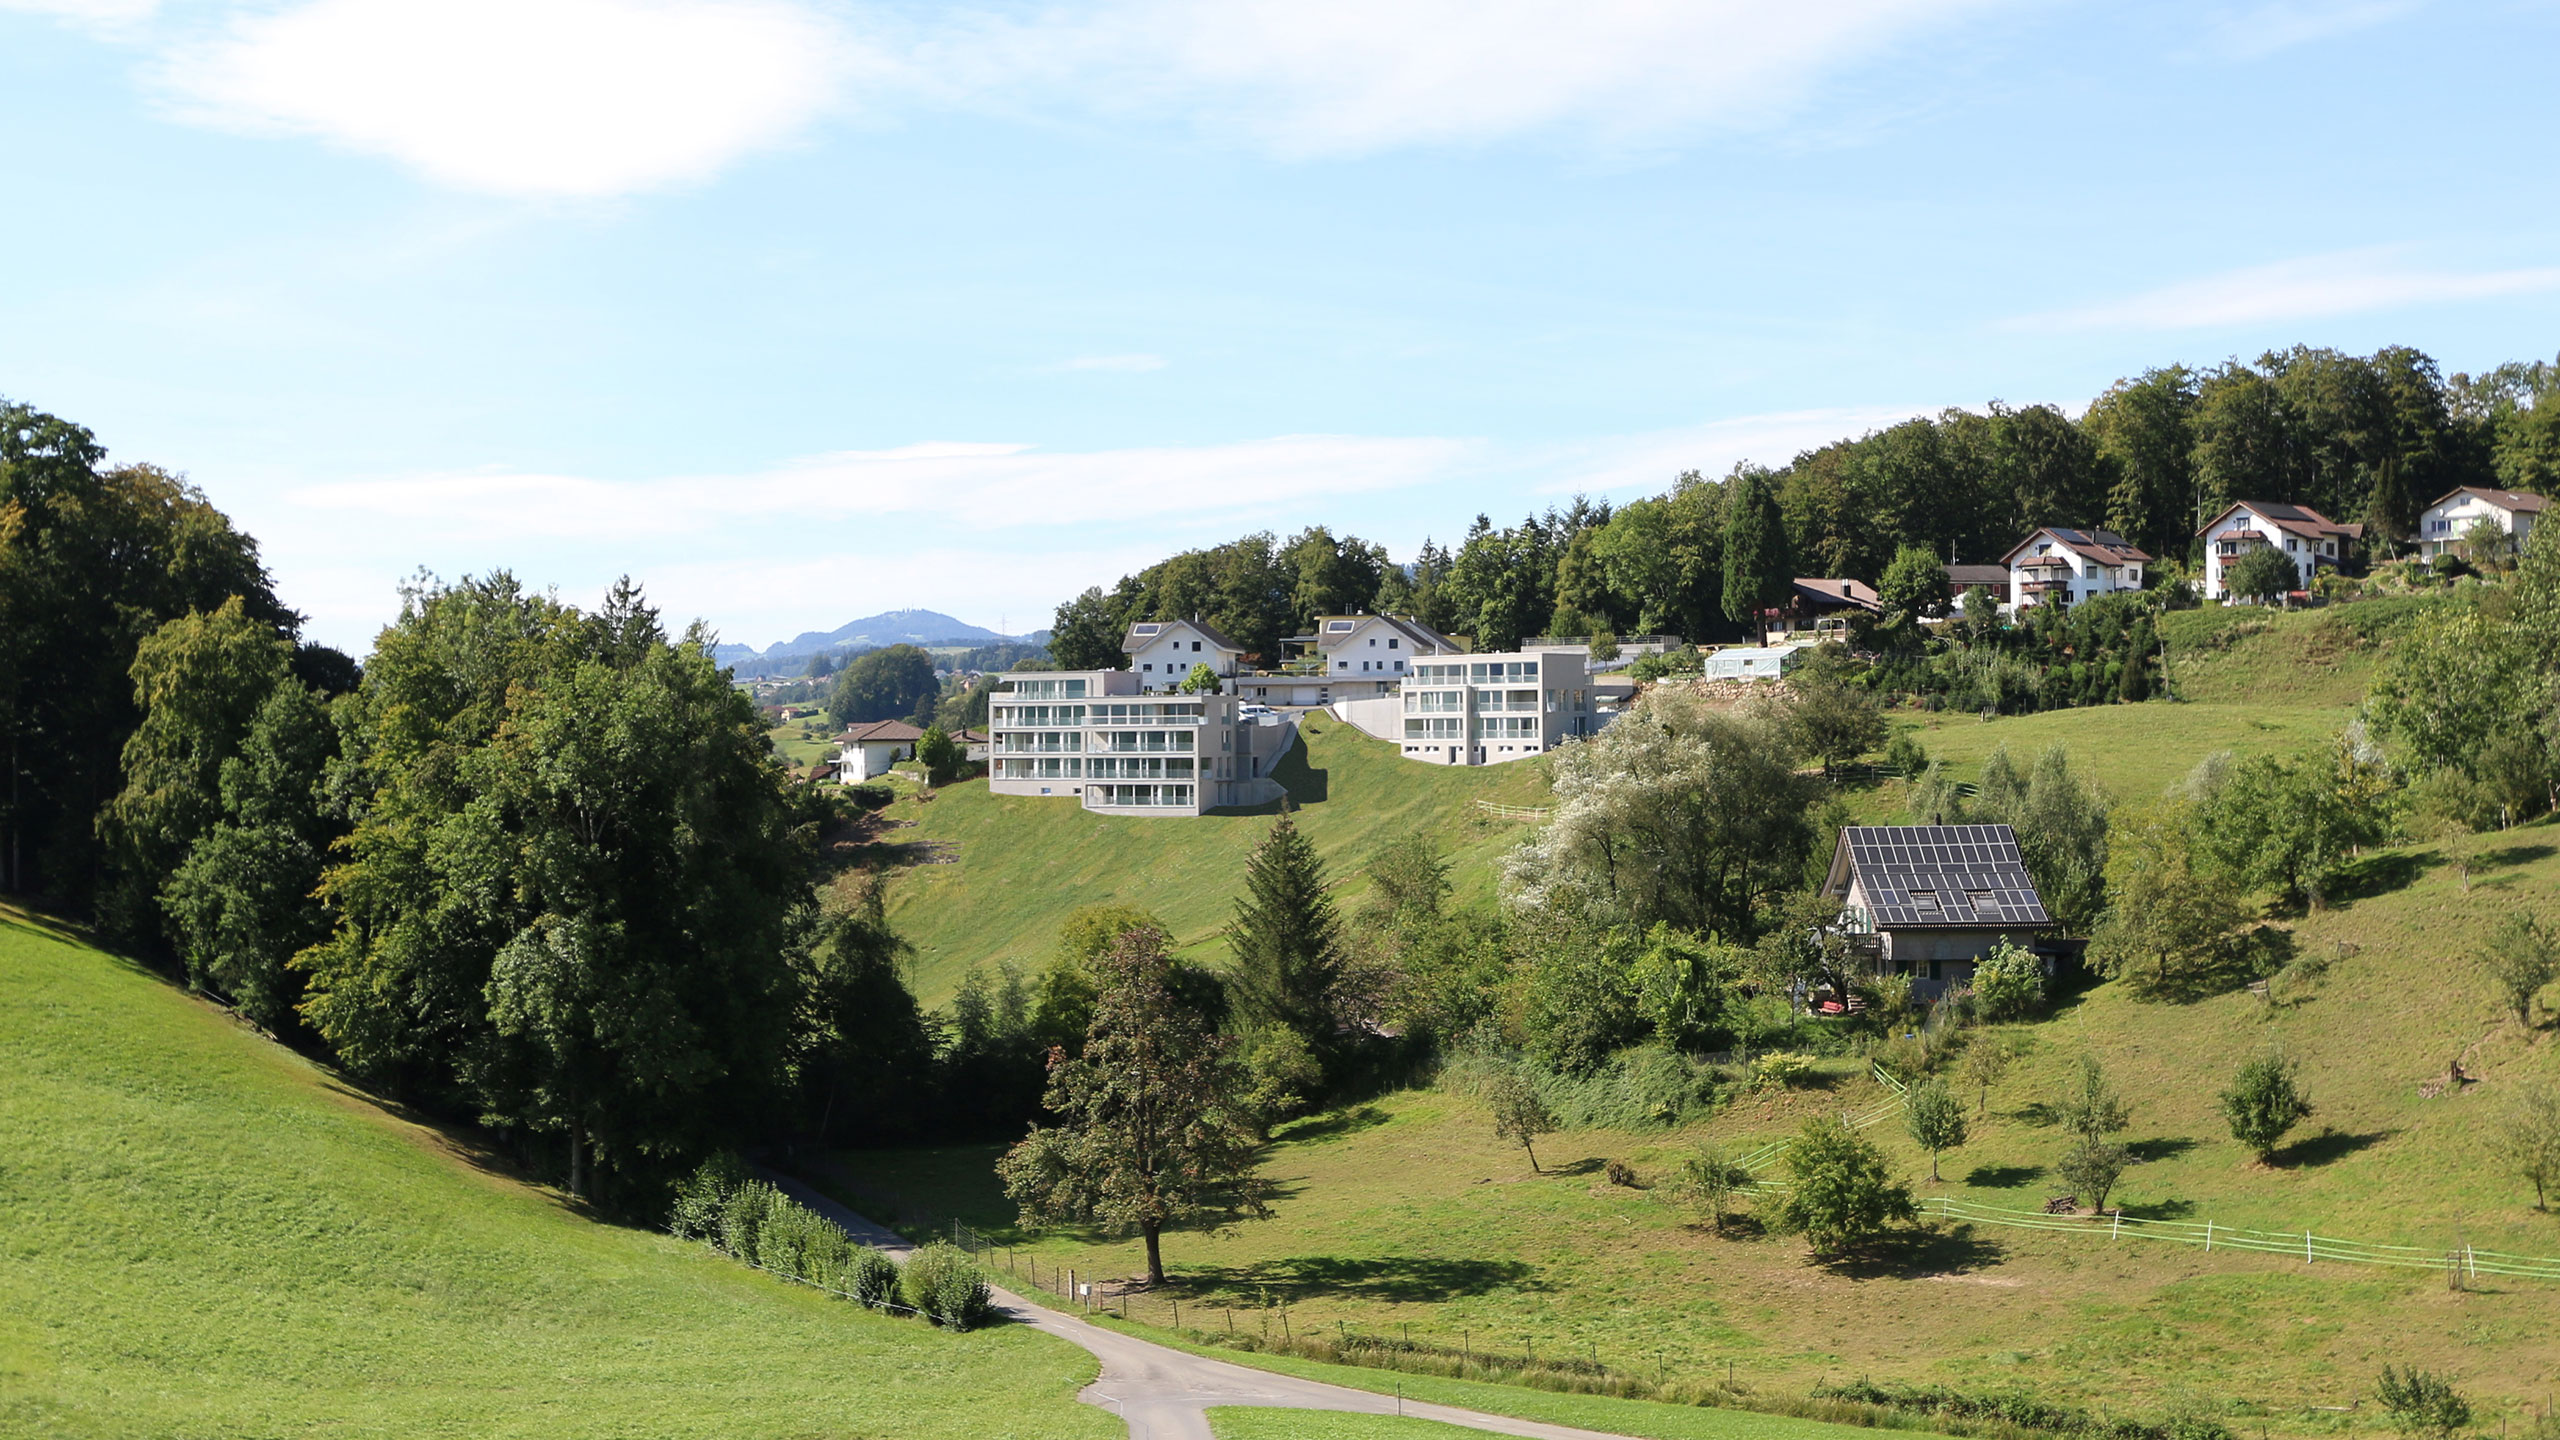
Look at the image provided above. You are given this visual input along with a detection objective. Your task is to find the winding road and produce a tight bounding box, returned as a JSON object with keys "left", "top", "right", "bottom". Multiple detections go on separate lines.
{"left": 766, "top": 1171, "right": 1640, "bottom": 1440}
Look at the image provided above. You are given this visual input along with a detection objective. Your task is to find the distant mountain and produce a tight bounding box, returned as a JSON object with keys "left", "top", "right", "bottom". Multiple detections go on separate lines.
{"left": 714, "top": 610, "right": 1043, "bottom": 677}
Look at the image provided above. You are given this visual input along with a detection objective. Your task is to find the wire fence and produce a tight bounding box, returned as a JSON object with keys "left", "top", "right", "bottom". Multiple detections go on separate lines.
{"left": 1916, "top": 1199, "right": 2560, "bottom": 1280}
{"left": 1471, "top": 800, "right": 1552, "bottom": 821}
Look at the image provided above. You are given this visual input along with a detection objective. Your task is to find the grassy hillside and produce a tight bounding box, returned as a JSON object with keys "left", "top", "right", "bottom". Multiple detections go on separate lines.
{"left": 879, "top": 714, "right": 1553, "bottom": 1001}
{"left": 0, "top": 908, "right": 1116, "bottom": 1440}
{"left": 845, "top": 817, "right": 2560, "bottom": 1433}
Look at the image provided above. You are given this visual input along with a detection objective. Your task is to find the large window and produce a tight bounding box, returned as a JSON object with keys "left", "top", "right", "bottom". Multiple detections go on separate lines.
{"left": 1012, "top": 678, "right": 1089, "bottom": 700}
{"left": 1404, "top": 717, "right": 1463, "bottom": 739}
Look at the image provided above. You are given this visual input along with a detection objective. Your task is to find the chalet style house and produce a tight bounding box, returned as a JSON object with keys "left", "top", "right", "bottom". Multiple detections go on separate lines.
{"left": 1821, "top": 824, "right": 2062, "bottom": 999}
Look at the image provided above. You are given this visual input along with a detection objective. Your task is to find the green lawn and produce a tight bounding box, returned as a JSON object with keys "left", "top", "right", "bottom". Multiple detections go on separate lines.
{"left": 1211, "top": 1411, "right": 1485, "bottom": 1439}
{"left": 1883, "top": 700, "right": 2351, "bottom": 810}
{"left": 880, "top": 714, "right": 1553, "bottom": 1001}
{"left": 0, "top": 908, "right": 1115, "bottom": 1440}
{"left": 842, "top": 821, "right": 2560, "bottom": 1433}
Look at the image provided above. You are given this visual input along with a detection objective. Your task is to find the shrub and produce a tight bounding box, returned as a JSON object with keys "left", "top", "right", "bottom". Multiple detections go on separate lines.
{"left": 2057, "top": 1136, "right": 2130, "bottom": 1213}
{"left": 1904, "top": 1078, "right": 1968, "bottom": 1182}
{"left": 851, "top": 1246, "right": 902, "bottom": 1309}
{"left": 670, "top": 1152, "right": 748, "bottom": 1240}
{"left": 900, "top": 1242, "right": 992, "bottom": 1330}
{"left": 1751, "top": 1051, "right": 1816, "bottom": 1090}
{"left": 1971, "top": 940, "right": 2045, "bottom": 1021}
{"left": 1659, "top": 1142, "right": 1747, "bottom": 1228}
{"left": 1775, "top": 1115, "right": 1914, "bottom": 1254}
{"left": 2377, "top": 1366, "right": 2471, "bottom": 1440}
{"left": 717, "top": 1180, "right": 781, "bottom": 1260}
{"left": 2219, "top": 1054, "right": 2312, "bottom": 1162}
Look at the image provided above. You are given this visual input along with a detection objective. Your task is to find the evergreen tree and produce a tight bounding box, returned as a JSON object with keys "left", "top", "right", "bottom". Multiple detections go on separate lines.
{"left": 1722, "top": 466, "right": 1792, "bottom": 645}
{"left": 1227, "top": 814, "right": 1347, "bottom": 1074}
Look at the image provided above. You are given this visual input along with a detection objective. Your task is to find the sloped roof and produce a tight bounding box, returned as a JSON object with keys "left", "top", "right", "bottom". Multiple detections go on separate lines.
{"left": 1790, "top": 577, "right": 1880, "bottom": 611}
{"left": 1827, "top": 824, "right": 2055, "bottom": 930}
{"left": 2423, "top": 486, "right": 2548, "bottom": 516}
{"left": 1999, "top": 527, "right": 2153, "bottom": 567}
{"left": 1122, "top": 617, "right": 1244, "bottom": 653}
{"left": 2200, "top": 500, "right": 2361, "bottom": 542}
{"left": 1313, "top": 612, "right": 1460, "bottom": 655}
{"left": 841, "top": 720, "right": 924, "bottom": 744}
{"left": 1945, "top": 564, "right": 2010, "bottom": 587}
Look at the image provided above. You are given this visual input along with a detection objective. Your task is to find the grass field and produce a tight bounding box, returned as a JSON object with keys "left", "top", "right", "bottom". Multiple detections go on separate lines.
{"left": 1881, "top": 701, "right": 2350, "bottom": 812}
{"left": 842, "top": 815, "right": 2560, "bottom": 1434}
{"left": 877, "top": 714, "right": 1553, "bottom": 1001}
{"left": 0, "top": 908, "right": 1116, "bottom": 1440}
{"left": 1211, "top": 1411, "right": 1484, "bottom": 1439}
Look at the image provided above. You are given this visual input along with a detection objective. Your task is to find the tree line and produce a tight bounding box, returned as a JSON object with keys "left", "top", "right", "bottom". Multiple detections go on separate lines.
{"left": 1047, "top": 346, "right": 2560, "bottom": 661}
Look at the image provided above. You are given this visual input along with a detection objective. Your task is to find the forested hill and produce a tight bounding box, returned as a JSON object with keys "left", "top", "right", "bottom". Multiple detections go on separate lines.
{"left": 1046, "top": 345, "right": 2560, "bottom": 666}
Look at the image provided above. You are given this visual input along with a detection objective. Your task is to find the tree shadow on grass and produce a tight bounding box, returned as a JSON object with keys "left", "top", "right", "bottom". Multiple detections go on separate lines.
{"left": 1544, "top": 1157, "right": 1607, "bottom": 1178}
{"left": 1817, "top": 1225, "right": 2004, "bottom": 1279}
{"left": 2121, "top": 925, "right": 2296, "bottom": 1006}
{"left": 1274, "top": 1106, "right": 1391, "bottom": 1144}
{"left": 1185, "top": 1254, "right": 1541, "bottom": 1304}
{"left": 2324, "top": 849, "right": 2439, "bottom": 905}
{"left": 2476, "top": 843, "right": 2557, "bottom": 873}
{"left": 2126, "top": 1137, "right": 2197, "bottom": 1162}
{"left": 1963, "top": 1164, "right": 2044, "bottom": 1189}
{"left": 2279, "top": 1128, "right": 2393, "bottom": 1167}
{"left": 2118, "top": 1197, "right": 2197, "bottom": 1221}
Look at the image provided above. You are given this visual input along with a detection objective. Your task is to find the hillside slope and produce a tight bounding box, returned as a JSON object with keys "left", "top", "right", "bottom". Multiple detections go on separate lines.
{"left": 881, "top": 714, "right": 1552, "bottom": 1001}
{"left": 0, "top": 910, "right": 1116, "bottom": 1440}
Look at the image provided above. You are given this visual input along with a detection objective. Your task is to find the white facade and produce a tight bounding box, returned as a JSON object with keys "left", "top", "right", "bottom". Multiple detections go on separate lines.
{"left": 1123, "top": 619, "right": 1244, "bottom": 693}
{"left": 2417, "top": 488, "right": 2544, "bottom": 559}
{"left": 985, "top": 670, "right": 1292, "bottom": 816}
{"left": 1396, "top": 649, "right": 1611, "bottom": 766}
{"left": 2000, "top": 527, "right": 2150, "bottom": 610}
{"left": 1311, "top": 614, "right": 1456, "bottom": 697}
{"left": 2199, "top": 502, "right": 2356, "bottom": 601}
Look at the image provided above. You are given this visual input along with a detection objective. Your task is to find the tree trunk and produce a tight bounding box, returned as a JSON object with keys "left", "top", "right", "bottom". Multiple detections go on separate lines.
{"left": 1525, "top": 1141, "right": 1540, "bottom": 1174}
{"left": 1930, "top": 1151, "right": 1941, "bottom": 1182}
{"left": 1142, "top": 1221, "right": 1165, "bottom": 1286}
{"left": 568, "top": 1123, "right": 588, "bottom": 1200}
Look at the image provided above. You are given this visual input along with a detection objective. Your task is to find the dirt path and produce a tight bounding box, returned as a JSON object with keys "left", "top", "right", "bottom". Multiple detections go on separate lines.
{"left": 765, "top": 1170, "right": 1643, "bottom": 1440}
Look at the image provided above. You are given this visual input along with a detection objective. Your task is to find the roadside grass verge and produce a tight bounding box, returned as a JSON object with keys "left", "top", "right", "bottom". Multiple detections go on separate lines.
{"left": 0, "top": 908, "right": 1115, "bottom": 1440}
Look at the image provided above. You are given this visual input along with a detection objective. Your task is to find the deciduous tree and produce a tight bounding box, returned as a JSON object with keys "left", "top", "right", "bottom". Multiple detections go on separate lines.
{"left": 1905, "top": 1078, "right": 1967, "bottom": 1182}
{"left": 1775, "top": 1115, "right": 1914, "bottom": 1255}
{"left": 999, "top": 926, "right": 1270, "bottom": 1285}
{"left": 2219, "top": 1053, "right": 2313, "bottom": 1162}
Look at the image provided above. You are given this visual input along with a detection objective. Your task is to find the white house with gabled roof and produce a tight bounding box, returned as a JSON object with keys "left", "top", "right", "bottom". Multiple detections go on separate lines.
{"left": 1312, "top": 613, "right": 1458, "bottom": 696}
{"left": 2417, "top": 487, "right": 2545, "bottom": 560}
{"left": 2199, "top": 501, "right": 2361, "bottom": 601}
{"left": 1123, "top": 618, "right": 1244, "bottom": 692}
{"left": 2000, "top": 527, "right": 2152, "bottom": 610}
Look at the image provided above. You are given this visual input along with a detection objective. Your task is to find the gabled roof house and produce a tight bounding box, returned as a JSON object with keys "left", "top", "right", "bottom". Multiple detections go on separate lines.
{"left": 2000, "top": 527, "right": 2151, "bottom": 610}
{"left": 2199, "top": 501, "right": 2361, "bottom": 602}
{"left": 2416, "top": 487, "right": 2544, "bottom": 560}
{"left": 1820, "top": 824, "right": 2062, "bottom": 998}
{"left": 1123, "top": 618, "right": 1245, "bottom": 691}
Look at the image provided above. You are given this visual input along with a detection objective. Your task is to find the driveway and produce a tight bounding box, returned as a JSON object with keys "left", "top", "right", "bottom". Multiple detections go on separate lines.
{"left": 765, "top": 1171, "right": 1641, "bottom": 1440}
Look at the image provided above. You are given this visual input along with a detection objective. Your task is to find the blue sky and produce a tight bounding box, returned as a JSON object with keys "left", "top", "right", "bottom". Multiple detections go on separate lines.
{"left": 3, "top": 0, "right": 2555, "bottom": 654}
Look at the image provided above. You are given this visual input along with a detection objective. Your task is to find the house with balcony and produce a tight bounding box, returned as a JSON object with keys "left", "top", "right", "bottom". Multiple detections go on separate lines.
{"left": 2416, "top": 487, "right": 2545, "bottom": 560}
{"left": 1820, "top": 824, "right": 2063, "bottom": 1001}
{"left": 2198, "top": 501, "right": 2361, "bottom": 602}
{"left": 1235, "top": 612, "right": 1460, "bottom": 707}
{"left": 984, "top": 669, "right": 1293, "bottom": 816}
{"left": 1124, "top": 618, "right": 1244, "bottom": 692}
{"left": 1944, "top": 563, "right": 2012, "bottom": 608}
{"left": 2000, "top": 527, "right": 2150, "bottom": 610}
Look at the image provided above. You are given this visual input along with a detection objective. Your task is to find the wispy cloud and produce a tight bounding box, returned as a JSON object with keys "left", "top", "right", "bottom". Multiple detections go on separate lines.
{"left": 153, "top": 0, "right": 864, "bottom": 197}
{"left": 99, "top": 0, "right": 2013, "bottom": 195}
{"left": 1055, "top": 353, "right": 1167, "bottom": 372}
{"left": 2193, "top": 1, "right": 2418, "bottom": 61}
{"left": 2008, "top": 249, "right": 2560, "bottom": 332}
{"left": 285, "top": 433, "right": 1483, "bottom": 542}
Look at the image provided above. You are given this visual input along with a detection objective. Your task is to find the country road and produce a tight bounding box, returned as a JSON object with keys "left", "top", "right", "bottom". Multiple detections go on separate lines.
{"left": 765, "top": 1171, "right": 1644, "bottom": 1440}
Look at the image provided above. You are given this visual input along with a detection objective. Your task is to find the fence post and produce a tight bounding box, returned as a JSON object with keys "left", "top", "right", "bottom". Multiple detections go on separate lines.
{"left": 2205, "top": 1220, "right": 2213, "bottom": 1252}
{"left": 2111, "top": 1210, "right": 2122, "bottom": 1240}
{"left": 2305, "top": 1230, "right": 2314, "bottom": 1264}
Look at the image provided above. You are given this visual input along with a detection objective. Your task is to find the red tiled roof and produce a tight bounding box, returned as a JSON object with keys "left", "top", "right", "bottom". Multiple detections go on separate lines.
{"left": 2199, "top": 501, "right": 2358, "bottom": 541}
{"left": 1997, "top": 527, "right": 2153, "bottom": 567}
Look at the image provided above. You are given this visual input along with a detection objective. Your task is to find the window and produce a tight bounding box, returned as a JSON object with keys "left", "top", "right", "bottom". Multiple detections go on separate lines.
{"left": 1387, "top": 638, "right": 1399, "bottom": 649}
{"left": 1142, "top": 664, "right": 1153, "bottom": 672}
{"left": 1368, "top": 637, "right": 1377, "bottom": 647}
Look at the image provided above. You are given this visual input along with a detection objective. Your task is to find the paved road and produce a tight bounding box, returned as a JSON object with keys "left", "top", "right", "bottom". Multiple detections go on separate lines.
{"left": 765, "top": 1170, "right": 1640, "bottom": 1440}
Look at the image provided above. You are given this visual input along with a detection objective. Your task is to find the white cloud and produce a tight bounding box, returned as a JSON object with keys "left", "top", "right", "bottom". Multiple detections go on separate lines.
{"left": 939, "top": 0, "right": 2014, "bottom": 155}
{"left": 155, "top": 0, "right": 861, "bottom": 197}
{"left": 2010, "top": 250, "right": 2560, "bottom": 332}
{"left": 285, "top": 433, "right": 1481, "bottom": 542}
{"left": 2194, "top": 1, "right": 2417, "bottom": 61}
{"left": 1056, "top": 353, "right": 1167, "bottom": 372}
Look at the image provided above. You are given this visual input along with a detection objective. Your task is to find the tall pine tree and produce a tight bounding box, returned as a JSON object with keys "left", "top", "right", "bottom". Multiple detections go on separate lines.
{"left": 1227, "top": 813, "right": 1346, "bottom": 1073}
{"left": 1721, "top": 467, "right": 1791, "bottom": 645}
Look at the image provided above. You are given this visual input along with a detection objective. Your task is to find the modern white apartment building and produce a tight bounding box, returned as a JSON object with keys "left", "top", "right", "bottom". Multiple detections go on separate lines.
{"left": 2198, "top": 501, "right": 2361, "bottom": 601}
{"left": 1389, "top": 648, "right": 1615, "bottom": 766}
{"left": 2416, "top": 487, "right": 2544, "bottom": 560}
{"left": 985, "top": 669, "right": 1292, "bottom": 816}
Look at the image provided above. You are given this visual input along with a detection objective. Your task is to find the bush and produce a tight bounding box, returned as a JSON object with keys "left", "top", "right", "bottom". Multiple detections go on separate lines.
{"left": 1751, "top": 1051, "right": 1816, "bottom": 1090}
{"left": 1774, "top": 1114, "right": 1914, "bottom": 1255}
{"left": 851, "top": 1246, "right": 902, "bottom": 1309}
{"left": 2377, "top": 1365, "right": 2471, "bottom": 1440}
{"left": 670, "top": 1152, "right": 748, "bottom": 1240}
{"left": 1971, "top": 940, "right": 2045, "bottom": 1021}
{"left": 2219, "top": 1054, "right": 2312, "bottom": 1162}
{"left": 900, "top": 1242, "right": 992, "bottom": 1330}
{"left": 718, "top": 1180, "right": 781, "bottom": 1260}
